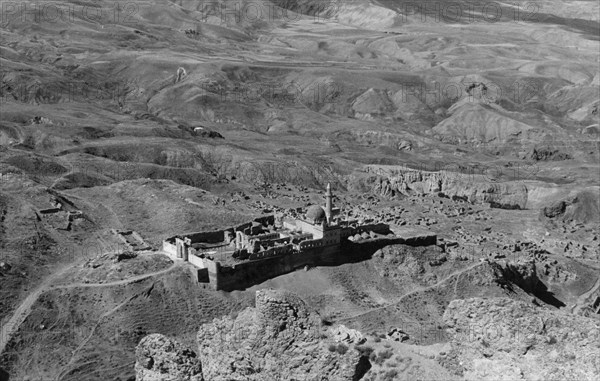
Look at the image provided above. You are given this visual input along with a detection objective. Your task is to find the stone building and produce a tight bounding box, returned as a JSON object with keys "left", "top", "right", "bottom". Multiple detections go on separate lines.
{"left": 162, "top": 184, "right": 432, "bottom": 290}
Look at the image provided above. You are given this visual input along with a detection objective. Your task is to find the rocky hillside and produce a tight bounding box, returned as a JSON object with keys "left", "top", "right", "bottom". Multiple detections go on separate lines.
{"left": 198, "top": 289, "right": 368, "bottom": 380}
{"left": 136, "top": 289, "right": 370, "bottom": 380}
{"left": 442, "top": 297, "right": 600, "bottom": 380}
{"left": 135, "top": 291, "right": 600, "bottom": 381}
{"left": 135, "top": 334, "right": 204, "bottom": 381}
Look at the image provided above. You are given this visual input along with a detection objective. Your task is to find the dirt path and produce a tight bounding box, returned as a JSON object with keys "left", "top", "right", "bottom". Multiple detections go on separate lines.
{"left": 0, "top": 265, "right": 73, "bottom": 355}
{"left": 53, "top": 262, "right": 178, "bottom": 289}
{"left": 0, "top": 258, "right": 179, "bottom": 356}
{"left": 338, "top": 262, "right": 485, "bottom": 323}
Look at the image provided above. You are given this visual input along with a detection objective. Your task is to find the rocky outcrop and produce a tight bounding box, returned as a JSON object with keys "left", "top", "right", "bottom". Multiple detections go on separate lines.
{"left": 196, "top": 289, "right": 368, "bottom": 380}
{"left": 442, "top": 297, "right": 600, "bottom": 380}
{"left": 373, "top": 245, "right": 426, "bottom": 279}
{"left": 501, "top": 260, "right": 540, "bottom": 293}
{"left": 329, "top": 325, "right": 366, "bottom": 344}
{"left": 135, "top": 290, "right": 369, "bottom": 380}
{"left": 135, "top": 333, "right": 203, "bottom": 381}
{"left": 539, "top": 191, "right": 600, "bottom": 225}
{"left": 529, "top": 147, "right": 573, "bottom": 161}
{"left": 541, "top": 200, "right": 567, "bottom": 218}
{"left": 359, "top": 165, "right": 529, "bottom": 208}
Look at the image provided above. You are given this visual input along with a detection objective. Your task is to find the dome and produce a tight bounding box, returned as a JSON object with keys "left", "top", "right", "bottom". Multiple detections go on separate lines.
{"left": 305, "top": 205, "right": 326, "bottom": 223}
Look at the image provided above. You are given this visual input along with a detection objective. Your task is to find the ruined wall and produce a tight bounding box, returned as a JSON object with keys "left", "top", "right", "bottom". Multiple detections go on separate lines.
{"left": 184, "top": 230, "right": 225, "bottom": 244}
{"left": 206, "top": 260, "right": 220, "bottom": 290}
{"left": 213, "top": 251, "right": 322, "bottom": 291}
{"left": 258, "top": 237, "right": 291, "bottom": 247}
{"left": 233, "top": 221, "right": 252, "bottom": 233}
{"left": 340, "top": 227, "right": 354, "bottom": 239}
{"left": 350, "top": 223, "right": 390, "bottom": 235}
{"left": 248, "top": 243, "right": 294, "bottom": 260}
{"left": 188, "top": 253, "right": 206, "bottom": 269}
{"left": 211, "top": 244, "right": 342, "bottom": 291}
{"left": 251, "top": 232, "right": 279, "bottom": 241}
{"left": 162, "top": 240, "right": 177, "bottom": 258}
{"left": 254, "top": 215, "right": 275, "bottom": 226}
{"left": 299, "top": 238, "right": 325, "bottom": 250}
{"left": 398, "top": 233, "right": 437, "bottom": 246}
{"left": 208, "top": 233, "right": 436, "bottom": 291}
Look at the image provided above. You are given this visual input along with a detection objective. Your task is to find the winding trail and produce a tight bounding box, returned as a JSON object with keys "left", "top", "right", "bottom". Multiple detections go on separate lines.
{"left": 0, "top": 265, "right": 73, "bottom": 355}
{"left": 0, "top": 256, "right": 179, "bottom": 356}
{"left": 53, "top": 262, "right": 178, "bottom": 289}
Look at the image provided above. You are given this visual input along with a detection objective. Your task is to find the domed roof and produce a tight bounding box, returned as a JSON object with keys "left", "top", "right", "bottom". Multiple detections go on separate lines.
{"left": 305, "top": 205, "right": 326, "bottom": 223}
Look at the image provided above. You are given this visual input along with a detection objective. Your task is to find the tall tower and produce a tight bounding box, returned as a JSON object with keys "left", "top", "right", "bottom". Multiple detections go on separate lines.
{"left": 325, "top": 182, "right": 332, "bottom": 225}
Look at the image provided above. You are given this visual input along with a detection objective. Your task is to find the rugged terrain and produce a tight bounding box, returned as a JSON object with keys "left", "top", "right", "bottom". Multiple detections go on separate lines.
{"left": 133, "top": 289, "right": 600, "bottom": 381}
{"left": 0, "top": 0, "right": 599, "bottom": 380}
{"left": 443, "top": 297, "right": 600, "bottom": 380}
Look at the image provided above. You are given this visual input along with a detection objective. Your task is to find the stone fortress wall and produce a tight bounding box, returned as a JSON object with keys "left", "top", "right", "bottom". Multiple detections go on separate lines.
{"left": 163, "top": 185, "right": 437, "bottom": 291}
{"left": 163, "top": 216, "right": 436, "bottom": 291}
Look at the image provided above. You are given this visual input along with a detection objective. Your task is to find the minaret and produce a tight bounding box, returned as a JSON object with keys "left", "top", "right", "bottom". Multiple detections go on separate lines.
{"left": 325, "top": 182, "right": 332, "bottom": 225}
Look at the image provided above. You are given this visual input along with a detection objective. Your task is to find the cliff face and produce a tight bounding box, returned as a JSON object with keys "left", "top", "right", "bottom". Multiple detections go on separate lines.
{"left": 357, "top": 166, "right": 529, "bottom": 209}
{"left": 442, "top": 297, "right": 600, "bottom": 380}
{"left": 135, "top": 290, "right": 367, "bottom": 381}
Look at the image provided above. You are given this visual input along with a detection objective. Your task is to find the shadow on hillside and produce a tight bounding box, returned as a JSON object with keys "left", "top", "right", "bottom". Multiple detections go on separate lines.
{"left": 502, "top": 263, "right": 566, "bottom": 308}
{"left": 533, "top": 284, "right": 566, "bottom": 308}
{"left": 353, "top": 355, "right": 372, "bottom": 381}
{"left": 0, "top": 367, "right": 9, "bottom": 381}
